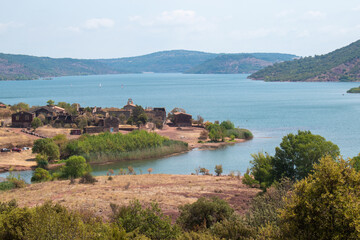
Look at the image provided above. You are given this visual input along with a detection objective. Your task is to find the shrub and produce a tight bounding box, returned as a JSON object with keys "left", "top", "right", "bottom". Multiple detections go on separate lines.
{"left": 178, "top": 231, "right": 220, "bottom": 240}
{"left": 214, "top": 165, "right": 223, "bottom": 176}
{"left": 31, "top": 168, "right": 51, "bottom": 183}
{"left": 208, "top": 124, "right": 225, "bottom": 142}
{"left": 200, "top": 168, "right": 210, "bottom": 175}
{"left": 61, "top": 156, "right": 90, "bottom": 179}
{"left": 79, "top": 172, "right": 98, "bottom": 184}
{"left": 111, "top": 200, "right": 180, "bottom": 239}
{"left": 199, "top": 130, "right": 209, "bottom": 140}
{"left": 248, "top": 152, "right": 274, "bottom": 190}
{"left": 147, "top": 168, "right": 153, "bottom": 174}
{"left": 35, "top": 154, "right": 49, "bottom": 169}
{"left": 177, "top": 197, "right": 234, "bottom": 231}
{"left": 32, "top": 138, "right": 60, "bottom": 162}
{"left": 6, "top": 173, "right": 26, "bottom": 189}
{"left": 220, "top": 120, "right": 234, "bottom": 130}
{"left": 31, "top": 117, "right": 43, "bottom": 130}
{"left": 0, "top": 181, "right": 15, "bottom": 191}
{"left": 210, "top": 215, "right": 255, "bottom": 240}
{"left": 242, "top": 172, "right": 258, "bottom": 188}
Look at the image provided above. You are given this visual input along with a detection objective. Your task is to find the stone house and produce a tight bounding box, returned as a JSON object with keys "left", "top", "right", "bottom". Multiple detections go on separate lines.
{"left": 173, "top": 112, "right": 192, "bottom": 127}
{"left": 12, "top": 111, "right": 34, "bottom": 128}
{"left": 123, "top": 98, "right": 136, "bottom": 111}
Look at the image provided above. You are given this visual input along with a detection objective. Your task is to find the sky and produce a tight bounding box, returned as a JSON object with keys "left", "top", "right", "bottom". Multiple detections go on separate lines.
{"left": 0, "top": 0, "right": 359, "bottom": 59}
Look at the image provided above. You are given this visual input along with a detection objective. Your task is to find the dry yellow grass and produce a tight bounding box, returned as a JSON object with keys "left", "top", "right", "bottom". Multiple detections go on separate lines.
{"left": 0, "top": 128, "right": 34, "bottom": 148}
{"left": 35, "top": 126, "right": 72, "bottom": 138}
{"left": 0, "top": 174, "right": 260, "bottom": 220}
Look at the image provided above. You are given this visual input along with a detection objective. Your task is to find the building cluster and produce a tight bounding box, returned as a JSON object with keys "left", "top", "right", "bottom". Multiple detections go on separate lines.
{"left": 10, "top": 98, "right": 193, "bottom": 133}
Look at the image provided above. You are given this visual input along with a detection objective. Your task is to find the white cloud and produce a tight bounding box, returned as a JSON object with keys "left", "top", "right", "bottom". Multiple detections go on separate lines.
{"left": 66, "top": 18, "right": 115, "bottom": 32}
{"left": 129, "top": 9, "right": 209, "bottom": 29}
{"left": 0, "top": 22, "right": 22, "bottom": 33}
{"left": 304, "top": 10, "right": 326, "bottom": 19}
{"left": 85, "top": 18, "right": 114, "bottom": 29}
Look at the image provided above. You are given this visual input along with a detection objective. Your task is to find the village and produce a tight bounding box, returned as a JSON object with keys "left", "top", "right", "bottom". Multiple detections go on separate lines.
{"left": 0, "top": 99, "right": 252, "bottom": 172}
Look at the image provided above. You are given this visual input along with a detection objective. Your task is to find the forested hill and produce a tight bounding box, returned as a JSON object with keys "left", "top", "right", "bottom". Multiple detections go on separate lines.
{"left": 249, "top": 40, "right": 360, "bottom": 82}
{"left": 0, "top": 50, "right": 295, "bottom": 80}
{"left": 186, "top": 53, "right": 296, "bottom": 74}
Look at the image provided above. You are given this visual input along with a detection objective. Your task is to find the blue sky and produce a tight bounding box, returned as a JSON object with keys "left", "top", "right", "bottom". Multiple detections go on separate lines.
{"left": 1, "top": 0, "right": 359, "bottom": 58}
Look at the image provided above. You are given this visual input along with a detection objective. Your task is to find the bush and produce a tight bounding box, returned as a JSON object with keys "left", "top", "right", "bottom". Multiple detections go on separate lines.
{"left": 5, "top": 173, "right": 26, "bottom": 189}
{"left": 79, "top": 172, "right": 98, "bottom": 184}
{"left": 0, "top": 181, "right": 15, "bottom": 191}
{"left": 200, "top": 168, "right": 209, "bottom": 175}
{"left": 210, "top": 215, "right": 255, "bottom": 240}
{"left": 31, "top": 168, "right": 51, "bottom": 183}
{"left": 61, "top": 156, "right": 90, "bottom": 179}
{"left": 177, "top": 197, "right": 234, "bottom": 231}
{"left": 111, "top": 200, "right": 180, "bottom": 239}
{"left": 226, "top": 128, "right": 253, "bottom": 140}
{"left": 214, "top": 165, "right": 223, "bottom": 176}
{"left": 220, "top": 120, "right": 234, "bottom": 130}
{"left": 32, "top": 139, "right": 60, "bottom": 162}
{"left": 35, "top": 154, "right": 49, "bottom": 169}
{"left": 178, "top": 231, "right": 220, "bottom": 240}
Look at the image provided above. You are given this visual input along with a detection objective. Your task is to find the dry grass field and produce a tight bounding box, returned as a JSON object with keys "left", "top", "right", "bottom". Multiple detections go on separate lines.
{"left": 0, "top": 174, "right": 260, "bottom": 221}
{"left": 0, "top": 128, "right": 35, "bottom": 148}
{"left": 0, "top": 150, "right": 36, "bottom": 172}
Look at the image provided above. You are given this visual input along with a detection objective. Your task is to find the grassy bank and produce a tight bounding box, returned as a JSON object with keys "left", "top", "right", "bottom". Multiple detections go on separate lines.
{"left": 63, "top": 130, "right": 188, "bottom": 163}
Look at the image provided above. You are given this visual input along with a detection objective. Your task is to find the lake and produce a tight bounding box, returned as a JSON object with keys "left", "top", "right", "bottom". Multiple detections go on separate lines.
{"left": 1, "top": 73, "right": 360, "bottom": 182}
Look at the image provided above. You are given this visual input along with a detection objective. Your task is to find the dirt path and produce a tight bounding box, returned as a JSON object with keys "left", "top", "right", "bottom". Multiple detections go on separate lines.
{"left": 0, "top": 174, "right": 260, "bottom": 221}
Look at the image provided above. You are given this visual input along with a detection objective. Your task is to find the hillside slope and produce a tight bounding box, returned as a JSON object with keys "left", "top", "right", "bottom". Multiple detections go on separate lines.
{"left": 186, "top": 53, "right": 296, "bottom": 74}
{"left": 249, "top": 40, "right": 360, "bottom": 82}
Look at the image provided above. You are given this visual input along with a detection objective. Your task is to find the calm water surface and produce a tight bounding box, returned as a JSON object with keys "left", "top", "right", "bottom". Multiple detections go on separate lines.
{"left": 1, "top": 73, "right": 359, "bottom": 182}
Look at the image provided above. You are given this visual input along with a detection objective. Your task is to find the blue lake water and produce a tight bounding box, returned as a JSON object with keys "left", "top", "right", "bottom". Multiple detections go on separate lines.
{"left": 1, "top": 73, "right": 360, "bottom": 182}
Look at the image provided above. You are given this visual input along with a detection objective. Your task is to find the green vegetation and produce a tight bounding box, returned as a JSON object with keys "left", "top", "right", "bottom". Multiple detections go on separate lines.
{"left": 10, "top": 102, "right": 29, "bottom": 112}
{"left": 63, "top": 130, "right": 188, "bottom": 162}
{"left": 31, "top": 117, "right": 43, "bottom": 130}
{"left": 186, "top": 53, "right": 296, "bottom": 74}
{"left": 243, "top": 130, "right": 339, "bottom": 189}
{"left": 347, "top": 86, "right": 360, "bottom": 93}
{"left": 250, "top": 39, "right": 360, "bottom": 82}
{"left": 126, "top": 105, "right": 148, "bottom": 127}
{"left": 205, "top": 120, "right": 253, "bottom": 142}
{"left": 111, "top": 200, "right": 180, "bottom": 239}
{"left": 31, "top": 168, "right": 51, "bottom": 182}
{"left": 177, "top": 197, "right": 234, "bottom": 231}
{"left": 32, "top": 138, "right": 60, "bottom": 162}
{"left": 0, "top": 50, "right": 296, "bottom": 80}
{"left": 60, "top": 156, "right": 90, "bottom": 179}
{"left": 214, "top": 165, "right": 223, "bottom": 176}
{"left": 0, "top": 172, "right": 26, "bottom": 191}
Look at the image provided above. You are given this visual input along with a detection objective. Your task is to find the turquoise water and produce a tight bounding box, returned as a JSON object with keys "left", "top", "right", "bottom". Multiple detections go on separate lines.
{"left": 1, "top": 73, "right": 360, "bottom": 182}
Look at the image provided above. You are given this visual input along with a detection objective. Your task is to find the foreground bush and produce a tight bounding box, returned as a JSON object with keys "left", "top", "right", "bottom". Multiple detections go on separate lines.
{"left": 111, "top": 200, "right": 180, "bottom": 239}
{"left": 177, "top": 197, "right": 234, "bottom": 231}
{"left": 278, "top": 156, "right": 360, "bottom": 239}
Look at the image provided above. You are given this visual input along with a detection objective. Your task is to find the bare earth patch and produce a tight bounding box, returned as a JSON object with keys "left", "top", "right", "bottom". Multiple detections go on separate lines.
{"left": 0, "top": 150, "right": 36, "bottom": 172}
{"left": 0, "top": 174, "right": 260, "bottom": 221}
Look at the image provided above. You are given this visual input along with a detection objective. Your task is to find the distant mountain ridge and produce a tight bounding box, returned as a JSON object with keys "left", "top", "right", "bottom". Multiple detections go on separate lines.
{"left": 0, "top": 50, "right": 296, "bottom": 80}
{"left": 249, "top": 40, "right": 360, "bottom": 82}
{"left": 186, "top": 53, "right": 296, "bottom": 74}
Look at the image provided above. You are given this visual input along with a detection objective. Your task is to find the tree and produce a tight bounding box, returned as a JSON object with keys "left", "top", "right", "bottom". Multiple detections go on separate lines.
{"left": 31, "top": 168, "right": 51, "bottom": 182}
{"left": 10, "top": 102, "right": 29, "bottom": 112}
{"left": 350, "top": 154, "right": 360, "bottom": 171}
{"left": 272, "top": 130, "right": 340, "bottom": 181}
{"left": 32, "top": 139, "right": 60, "bottom": 162}
{"left": 278, "top": 156, "right": 360, "bottom": 239}
{"left": 177, "top": 197, "right": 234, "bottom": 231}
{"left": 61, "top": 155, "right": 89, "bottom": 179}
{"left": 248, "top": 152, "right": 274, "bottom": 190}
{"left": 31, "top": 117, "right": 43, "bottom": 130}
{"left": 214, "top": 165, "right": 223, "bottom": 176}
{"left": 46, "top": 100, "right": 55, "bottom": 106}
{"left": 220, "top": 120, "right": 234, "bottom": 130}
{"left": 208, "top": 124, "right": 225, "bottom": 142}
{"left": 128, "top": 105, "right": 148, "bottom": 127}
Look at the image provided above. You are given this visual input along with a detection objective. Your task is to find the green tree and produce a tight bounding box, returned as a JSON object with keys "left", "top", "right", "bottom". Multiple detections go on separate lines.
{"left": 278, "top": 156, "right": 360, "bottom": 239}
{"left": 61, "top": 156, "right": 89, "bottom": 179}
{"left": 208, "top": 124, "right": 225, "bottom": 142}
{"left": 128, "top": 105, "right": 148, "bottom": 127}
{"left": 32, "top": 139, "right": 60, "bottom": 162}
{"left": 248, "top": 152, "right": 274, "bottom": 190}
{"left": 10, "top": 102, "right": 29, "bottom": 112}
{"left": 214, "top": 165, "right": 223, "bottom": 176}
{"left": 31, "top": 168, "right": 51, "bottom": 182}
{"left": 35, "top": 154, "right": 49, "bottom": 169}
{"left": 220, "top": 120, "right": 234, "bottom": 130}
{"left": 350, "top": 154, "right": 360, "bottom": 171}
{"left": 272, "top": 130, "right": 340, "bottom": 181}
{"left": 31, "top": 117, "right": 43, "bottom": 130}
{"left": 177, "top": 197, "right": 234, "bottom": 231}
{"left": 46, "top": 100, "right": 55, "bottom": 106}
{"left": 111, "top": 199, "right": 179, "bottom": 239}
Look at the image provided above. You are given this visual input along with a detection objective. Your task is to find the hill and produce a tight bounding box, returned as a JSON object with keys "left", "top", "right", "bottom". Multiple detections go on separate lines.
{"left": 249, "top": 40, "right": 360, "bottom": 82}
{"left": 347, "top": 86, "right": 360, "bottom": 93}
{"left": 186, "top": 53, "right": 296, "bottom": 74}
{"left": 0, "top": 50, "right": 296, "bottom": 80}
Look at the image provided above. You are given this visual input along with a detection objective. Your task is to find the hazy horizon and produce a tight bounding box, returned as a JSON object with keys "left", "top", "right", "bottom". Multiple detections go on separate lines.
{"left": 1, "top": 0, "right": 359, "bottom": 59}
